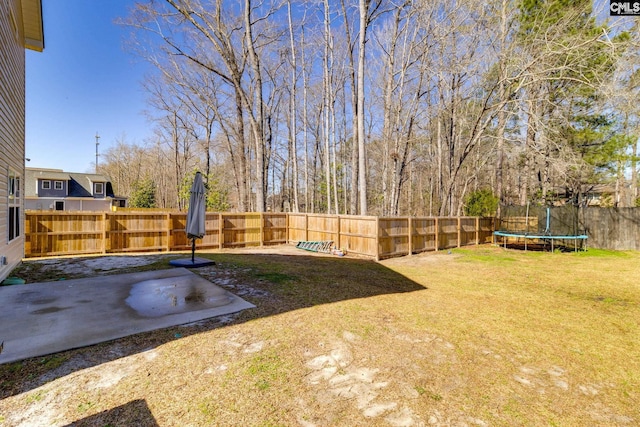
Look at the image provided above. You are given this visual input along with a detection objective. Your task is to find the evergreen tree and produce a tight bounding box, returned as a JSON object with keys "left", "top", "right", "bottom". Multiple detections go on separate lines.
{"left": 515, "top": 0, "right": 629, "bottom": 204}
{"left": 464, "top": 189, "right": 499, "bottom": 217}
{"left": 179, "top": 170, "right": 231, "bottom": 212}
{"left": 129, "top": 178, "right": 157, "bottom": 208}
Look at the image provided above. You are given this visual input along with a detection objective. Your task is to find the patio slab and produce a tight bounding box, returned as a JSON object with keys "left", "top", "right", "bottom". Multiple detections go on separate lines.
{"left": 0, "top": 268, "right": 255, "bottom": 364}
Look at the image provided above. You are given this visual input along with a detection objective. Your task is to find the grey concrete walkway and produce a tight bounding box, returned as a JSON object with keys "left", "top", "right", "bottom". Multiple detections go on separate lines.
{"left": 0, "top": 268, "right": 254, "bottom": 364}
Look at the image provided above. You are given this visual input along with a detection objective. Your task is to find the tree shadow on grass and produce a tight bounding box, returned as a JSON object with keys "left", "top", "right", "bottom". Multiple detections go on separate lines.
{"left": 0, "top": 251, "right": 426, "bottom": 400}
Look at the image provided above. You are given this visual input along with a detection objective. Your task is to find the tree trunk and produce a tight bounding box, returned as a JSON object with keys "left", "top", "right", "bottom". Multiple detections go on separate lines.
{"left": 244, "top": 0, "right": 266, "bottom": 212}
{"left": 357, "top": 0, "right": 370, "bottom": 215}
{"left": 339, "top": 0, "right": 359, "bottom": 215}
{"left": 495, "top": 0, "right": 509, "bottom": 214}
{"left": 287, "top": 1, "right": 299, "bottom": 212}
{"left": 323, "top": 0, "right": 332, "bottom": 213}
{"left": 521, "top": 97, "right": 538, "bottom": 205}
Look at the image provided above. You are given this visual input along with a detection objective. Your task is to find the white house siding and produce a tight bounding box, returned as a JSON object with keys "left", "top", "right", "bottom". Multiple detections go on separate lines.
{"left": 0, "top": 0, "right": 27, "bottom": 281}
{"left": 25, "top": 198, "right": 113, "bottom": 212}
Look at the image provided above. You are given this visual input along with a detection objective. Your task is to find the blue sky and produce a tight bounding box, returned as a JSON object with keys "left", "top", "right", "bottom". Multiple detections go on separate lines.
{"left": 26, "top": 0, "right": 152, "bottom": 174}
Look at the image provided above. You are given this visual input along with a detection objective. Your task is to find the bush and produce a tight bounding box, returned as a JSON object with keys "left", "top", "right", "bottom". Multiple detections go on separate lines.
{"left": 464, "top": 189, "right": 499, "bottom": 217}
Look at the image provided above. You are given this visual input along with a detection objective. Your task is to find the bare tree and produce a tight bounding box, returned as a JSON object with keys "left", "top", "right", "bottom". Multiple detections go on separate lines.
{"left": 287, "top": 0, "right": 300, "bottom": 212}
{"left": 356, "top": 0, "right": 370, "bottom": 214}
{"left": 116, "top": 0, "right": 632, "bottom": 216}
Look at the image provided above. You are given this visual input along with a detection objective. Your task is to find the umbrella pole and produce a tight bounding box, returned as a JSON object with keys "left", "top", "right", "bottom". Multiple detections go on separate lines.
{"left": 191, "top": 238, "right": 196, "bottom": 263}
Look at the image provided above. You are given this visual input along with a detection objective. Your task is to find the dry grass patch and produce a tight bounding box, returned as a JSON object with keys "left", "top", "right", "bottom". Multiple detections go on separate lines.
{"left": 0, "top": 246, "right": 638, "bottom": 426}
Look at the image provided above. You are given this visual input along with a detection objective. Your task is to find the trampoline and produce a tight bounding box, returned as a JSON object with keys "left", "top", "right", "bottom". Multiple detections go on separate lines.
{"left": 493, "top": 231, "right": 588, "bottom": 252}
{"left": 494, "top": 205, "right": 588, "bottom": 252}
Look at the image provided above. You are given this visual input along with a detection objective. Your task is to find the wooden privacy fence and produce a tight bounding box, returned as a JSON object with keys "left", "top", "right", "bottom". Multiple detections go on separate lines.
{"left": 24, "top": 211, "right": 494, "bottom": 260}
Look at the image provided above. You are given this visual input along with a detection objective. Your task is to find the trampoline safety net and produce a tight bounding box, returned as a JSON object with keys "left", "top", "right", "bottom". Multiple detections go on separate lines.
{"left": 496, "top": 204, "right": 588, "bottom": 251}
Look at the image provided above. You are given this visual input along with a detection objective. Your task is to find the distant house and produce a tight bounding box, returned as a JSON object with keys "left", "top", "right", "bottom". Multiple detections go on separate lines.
{"left": 554, "top": 184, "right": 631, "bottom": 207}
{"left": 1, "top": 0, "right": 44, "bottom": 282}
{"left": 25, "top": 168, "right": 127, "bottom": 211}
{"left": 581, "top": 183, "right": 635, "bottom": 207}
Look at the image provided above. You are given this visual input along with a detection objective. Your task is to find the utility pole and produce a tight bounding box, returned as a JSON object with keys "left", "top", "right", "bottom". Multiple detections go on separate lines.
{"left": 95, "top": 132, "right": 100, "bottom": 173}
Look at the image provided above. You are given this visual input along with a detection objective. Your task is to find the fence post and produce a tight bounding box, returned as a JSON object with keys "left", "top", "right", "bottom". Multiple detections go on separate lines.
{"left": 475, "top": 217, "right": 479, "bottom": 245}
{"left": 408, "top": 217, "right": 413, "bottom": 256}
{"left": 457, "top": 217, "right": 461, "bottom": 248}
{"left": 435, "top": 217, "right": 439, "bottom": 251}
{"left": 165, "top": 213, "right": 171, "bottom": 252}
{"left": 24, "top": 212, "right": 31, "bottom": 257}
{"left": 101, "top": 213, "right": 107, "bottom": 254}
{"left": 375, "top": 216, "right": 380, "bottom": 261}
{"left": 218, "top": 213, "right": 223, "bottom": 249}
{"left": 492, "top": 217, "right": 496, "bottom": 245}
{"left": 304, "top": 213, "right": 309, "bottom": 242}
{"left": 285, "top": 213, "right": 289, "bottom": 244}
{"left": 105, "top": 212, "right": 111, "bottom": 253}
{"left": 260, "top": 212, "right": 264, "bottom": 247}
{"left": 336, "top": 215, "right": 341, "bottom": 250}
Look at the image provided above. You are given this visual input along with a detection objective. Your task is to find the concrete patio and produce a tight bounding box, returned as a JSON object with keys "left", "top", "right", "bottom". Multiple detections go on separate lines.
{"left": 0, "top": 267, "right": 255, "bottom": 364}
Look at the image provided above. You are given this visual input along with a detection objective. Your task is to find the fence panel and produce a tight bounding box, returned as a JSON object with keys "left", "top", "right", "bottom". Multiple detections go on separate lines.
{"left": 411, "top": 218, "right": 437, "bottom": 253}
{"left": 169, "top": 212, "right": 221, "bottom": 251}
{"left": 460, "top": 217, "right": 478, "bottom": 246}
{"left": 339, "top": 215, "right": 378, "bottom": 257}
{"left": 306, "top": 214, "right": 339, "bottom": 243}
{"left": 222, "top": 213, "right": 262, "bottom": 247}
{"left": 378, "top": 217, "right": 410, "bottom": 259}
{"left": 169, "top": 213, "right": 188, "bottom": 250}
{"left": 263, "top": 213, "right": 287, "bottom": 245}
{"left": 583, "top": 207, "right": 640, "bottom": 250}
{"left": 437, "top": 217, "right": 459, "bottom": 250}
{"left": 107, "top": 212, "right": 169, "bottom": 253}
{"left": 25, "top": 212, "right": 105, "bottom": 257}
{"left": 287, "top": 213, "right": 308, "bottom": 243}
{"left": 478, "top": 218, "right": 495, "bottom": 244}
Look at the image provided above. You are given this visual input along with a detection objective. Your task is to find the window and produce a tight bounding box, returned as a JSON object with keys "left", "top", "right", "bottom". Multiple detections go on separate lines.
{"left": 42, "top": 180, "right": 51, "bottom": 190}
{"left": 54, "top": 181, "right": 63, "bottom": 190}
{"left": 94, "top": 182, "right": 104, "bottom": 195}
{"left": 55, "top": 201, "right": 64, "bottom": 211}
{"left": 8, "top": 171, "right": 21, "bottom": 241}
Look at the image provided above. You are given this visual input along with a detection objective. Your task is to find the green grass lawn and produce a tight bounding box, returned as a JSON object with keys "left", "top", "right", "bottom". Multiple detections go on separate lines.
{"left": 1, "top": 246, "right": 638, "bottom": 426}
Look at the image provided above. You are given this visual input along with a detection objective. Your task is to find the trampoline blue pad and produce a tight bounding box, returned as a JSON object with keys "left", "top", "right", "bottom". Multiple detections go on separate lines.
{"left": 493, "top": 231, "right": 588, "bottom": 240}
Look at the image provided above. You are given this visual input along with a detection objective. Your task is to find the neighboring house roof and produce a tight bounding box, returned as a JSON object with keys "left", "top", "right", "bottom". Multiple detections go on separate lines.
{"left": 582, "top": 184, "right": 617, "bottom": 195}
{"left": 69, "top": 173, "right": 110, "bottom": 197}
{"left": 22, "top": 0, "right": 44, "bottom": 52}
{"left": 25, "top": 168, "right": 114, "bottom": 198}
{"left": 27, "top": 169, "right": 71, "bottom": 181}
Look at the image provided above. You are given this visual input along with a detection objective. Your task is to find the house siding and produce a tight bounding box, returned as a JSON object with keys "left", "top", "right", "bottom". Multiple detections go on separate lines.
{"left": 0, "top": 0, "right": 27, "bottom": 281}
{"left": 25, "top": 198, "right": 114, "bottom": 212}
{"left": 24, "top": 169, "right": 122, "bottom": 211}
{"left": 37, "top": 179, "right": 68, "bottom": 197}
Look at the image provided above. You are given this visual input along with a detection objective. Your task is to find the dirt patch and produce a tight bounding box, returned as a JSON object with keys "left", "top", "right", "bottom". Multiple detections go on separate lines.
{"left": 16, "top": 254, "right": 174, "bottom": 277}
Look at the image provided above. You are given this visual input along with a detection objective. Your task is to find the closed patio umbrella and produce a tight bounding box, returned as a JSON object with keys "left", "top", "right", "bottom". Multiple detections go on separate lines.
{"left": 186, "top": 171, "right": 206, "bottom": 262}
{"left": 170, "top": 172, "right": 214, "bottom": 267}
